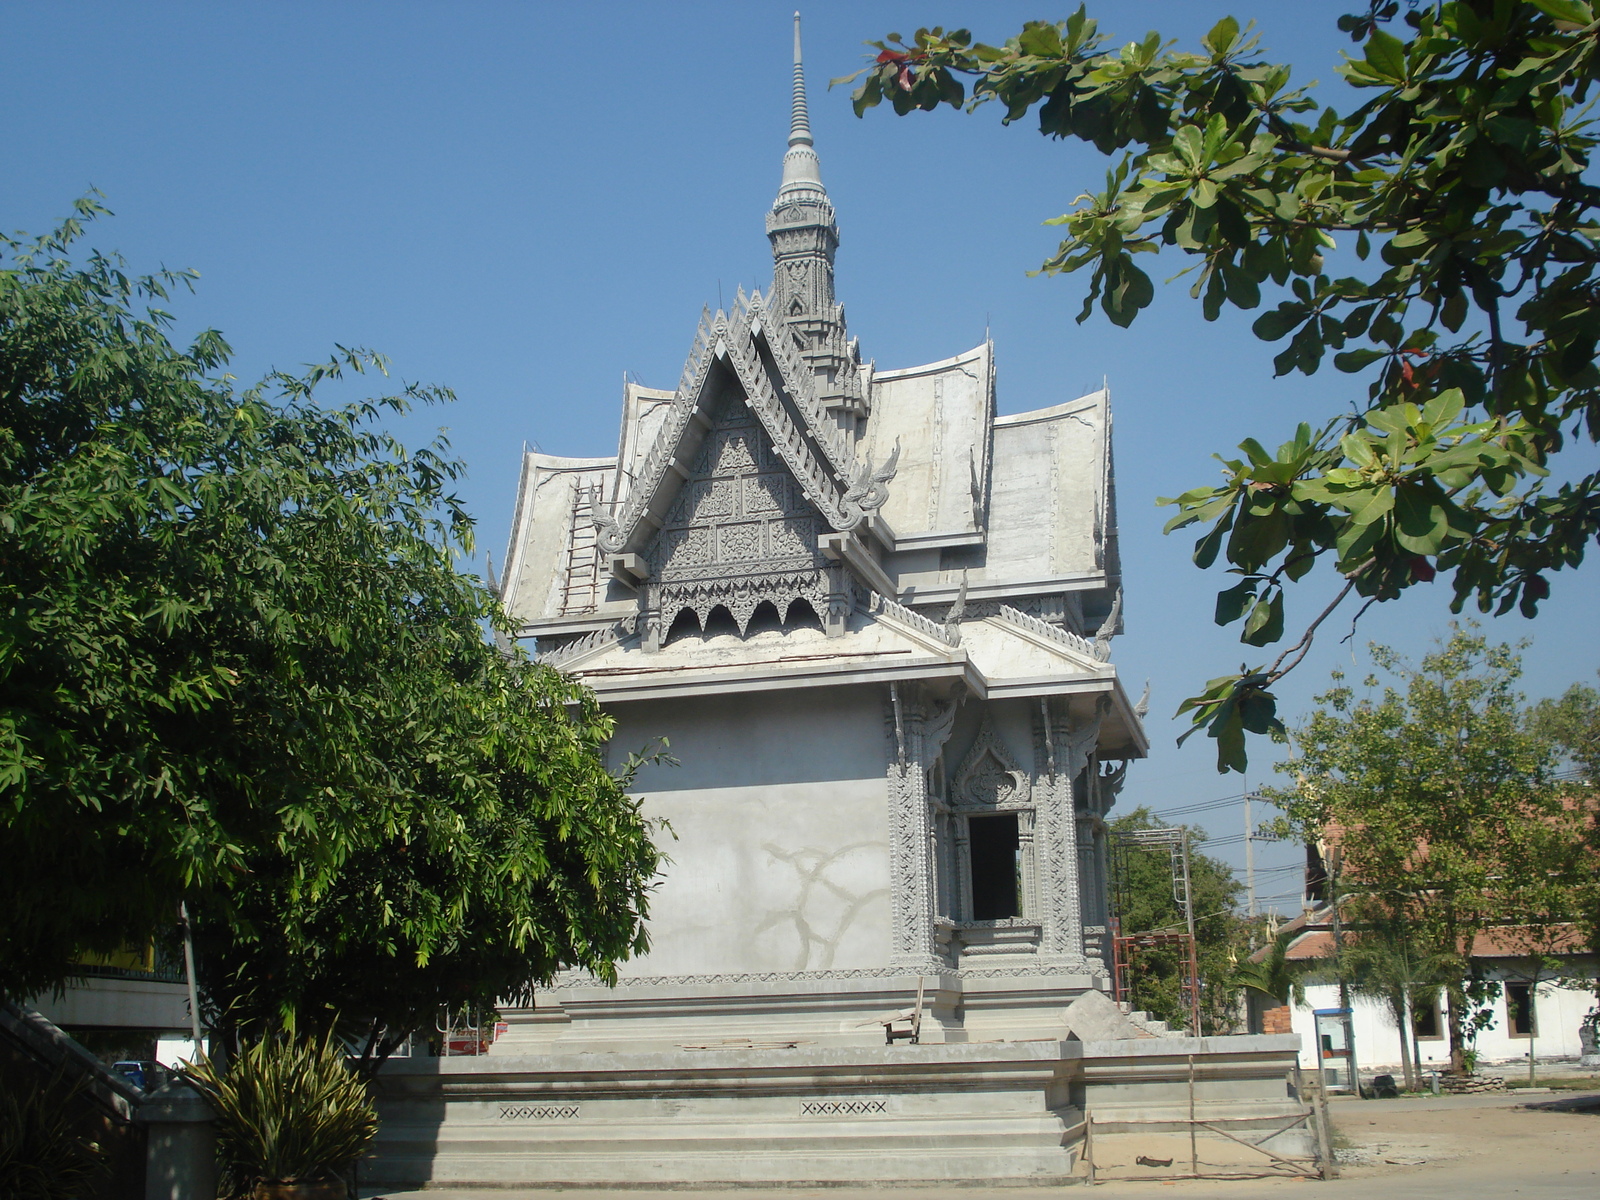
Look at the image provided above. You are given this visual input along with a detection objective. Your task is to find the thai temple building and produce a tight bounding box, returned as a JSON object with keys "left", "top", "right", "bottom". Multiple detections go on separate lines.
{"left": 368, "top": 18, "right": 1304, "bottom": 1188}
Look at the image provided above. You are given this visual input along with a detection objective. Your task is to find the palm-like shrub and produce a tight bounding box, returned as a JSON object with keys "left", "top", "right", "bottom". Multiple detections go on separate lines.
{"left": 184, "top": 1036, "right": 377, "bottom": 1195}
{"left": 0, "top": 1069, "right": 109, "bottom": 1200}
{"left": 1233, "top": 927, "right": 1312, "bottom": 1008}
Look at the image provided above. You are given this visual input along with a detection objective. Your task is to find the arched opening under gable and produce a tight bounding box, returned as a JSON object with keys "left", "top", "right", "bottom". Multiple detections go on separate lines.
{"left": 784, "top": 597, "right": 824, "bottom": 633}
{"left": 702, "top": 605, "right": 741, "bottom": 639}
{"left": 744, "top": 600, "right": 783, "bottom": 637}
{"left": 663, "top": 608, "right": 702, "bottom": 646}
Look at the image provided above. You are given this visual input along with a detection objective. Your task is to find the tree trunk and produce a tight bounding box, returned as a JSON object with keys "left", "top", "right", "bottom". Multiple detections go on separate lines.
{"left": 1446, "top": 980, "right": 1467, "bottom": 1073}
{"left": 1410, "top": 995, "right": 1427, "bottom": 1090}
{"left": 1398, "top": 984, "right": 1417, "bottom": 1092}
{"left": 1445, "top": 912, "right": 1468, "bottom": 1074}
{"left": 1526, "top": 973, "right": 1539, "bottom": 1089}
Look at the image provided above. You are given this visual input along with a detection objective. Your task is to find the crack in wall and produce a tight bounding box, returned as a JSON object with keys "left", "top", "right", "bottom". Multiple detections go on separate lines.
{"left": 755, "top": 841, "right": 889, "bottom": 970}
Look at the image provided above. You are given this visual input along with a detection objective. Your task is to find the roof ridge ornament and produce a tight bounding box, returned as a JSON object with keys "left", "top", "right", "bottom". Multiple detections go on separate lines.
{"left": 1093, "top": 588, "right": 1123, "bottom": 662}
{"left": 843, "top": 438, "right": 899, "bottom": 513}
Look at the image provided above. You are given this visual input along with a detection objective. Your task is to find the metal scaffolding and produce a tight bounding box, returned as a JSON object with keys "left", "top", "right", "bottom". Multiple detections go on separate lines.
{"left": 1109, "top": 826, "right": 1202, "bottom": 1037}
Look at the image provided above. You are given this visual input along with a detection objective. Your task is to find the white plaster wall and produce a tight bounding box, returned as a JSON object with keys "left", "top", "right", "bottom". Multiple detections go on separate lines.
{"left": 613, "top": 686, "right": 891, "bottom": 977}
{"left": 1289, "top": 970, "right": 1597, "bottom": 1072}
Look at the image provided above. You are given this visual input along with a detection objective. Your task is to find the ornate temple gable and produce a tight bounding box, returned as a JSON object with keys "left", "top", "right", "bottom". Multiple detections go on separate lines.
{"left": 592, "top": 292, "right": 888, "bottom": 570}
{"left": 600, "top": 291, "right": 905, "bottom": 651}
{"left": 641, "top": 375, "right": 838, "bottom": 645}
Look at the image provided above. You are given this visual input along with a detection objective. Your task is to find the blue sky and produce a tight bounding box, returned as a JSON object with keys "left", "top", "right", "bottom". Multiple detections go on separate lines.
{"left": 5, "top": 2, "right": 1596, "bottom": 910}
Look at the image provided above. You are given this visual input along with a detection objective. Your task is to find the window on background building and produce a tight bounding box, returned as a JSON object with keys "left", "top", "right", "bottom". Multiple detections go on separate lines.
{"left": 967, "top": 813, "right": 1022, "bottom": 920}
{"left": 1506, "top": 982, "right": 1537, "bottom": 1037}
{"left": 1412, "top": 998, "right": 1442, "bottom": 1040}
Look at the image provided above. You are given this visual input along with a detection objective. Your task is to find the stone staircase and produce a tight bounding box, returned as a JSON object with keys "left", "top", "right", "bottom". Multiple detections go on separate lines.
{"left": 1118, "top": 1003, "right": 1183, "bottom": 1039}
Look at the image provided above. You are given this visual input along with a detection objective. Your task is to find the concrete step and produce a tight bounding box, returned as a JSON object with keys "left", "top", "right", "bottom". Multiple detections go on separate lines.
{"left": 373, "top": 1110, "right": 1085, "bottom": 1159}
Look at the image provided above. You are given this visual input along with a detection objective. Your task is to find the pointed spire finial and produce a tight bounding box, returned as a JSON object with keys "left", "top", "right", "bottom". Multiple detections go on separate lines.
{"left": 790, "top": 12, "right": 812, "bottom": 150}
{"left": 776, "top": 11, "right": 825, "bottom": 201}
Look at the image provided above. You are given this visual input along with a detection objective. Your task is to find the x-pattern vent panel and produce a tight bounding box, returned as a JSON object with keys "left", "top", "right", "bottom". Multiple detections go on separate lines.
{"left": 800, "top": 1098, "right": 888, "bottom": 1117}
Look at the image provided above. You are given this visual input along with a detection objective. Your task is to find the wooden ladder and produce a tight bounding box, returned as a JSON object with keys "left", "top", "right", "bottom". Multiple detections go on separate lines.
{"left": 561, "top": 482, "right": 605, "bottom": 615}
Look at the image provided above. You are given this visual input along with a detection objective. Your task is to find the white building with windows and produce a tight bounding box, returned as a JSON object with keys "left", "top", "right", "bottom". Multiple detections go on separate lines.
{"left": 1268, "top": 914, "right": 1598, "bottom": 1083}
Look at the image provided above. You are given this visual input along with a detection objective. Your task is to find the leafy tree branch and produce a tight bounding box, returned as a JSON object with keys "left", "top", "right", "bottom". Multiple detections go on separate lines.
{"left": 839, "top": 2, "right": 1600, "bottom": 770}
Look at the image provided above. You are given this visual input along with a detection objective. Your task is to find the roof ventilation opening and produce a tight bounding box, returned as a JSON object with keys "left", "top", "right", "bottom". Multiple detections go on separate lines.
{"left": 784, "top": 597, "right": 824, "bottom": 633}
{"left": 745, "top": 600, "right": 783, "bottom": 638}
{"left": 702, "top": 605, "right": 741, "bottom": 639}
{"left": 663, "top": 608, "right": 703, "bottom": 647}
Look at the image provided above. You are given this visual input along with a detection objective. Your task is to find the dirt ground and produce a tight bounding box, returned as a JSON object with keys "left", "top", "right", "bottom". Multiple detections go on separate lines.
{"left": 368, "top": 1089, "right": 1600, "bottom": 1200}
{"left": 1067, "top": 1089, "right": 1600, "bottom": 1197}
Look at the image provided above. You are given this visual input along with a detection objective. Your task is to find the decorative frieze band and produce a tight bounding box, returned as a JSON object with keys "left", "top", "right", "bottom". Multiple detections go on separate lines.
{"left": 801, "top": 1099, "right": 887, "bottom": 1117}
{"left": 544, "top": 965, "right": 1088, "bottom": 988}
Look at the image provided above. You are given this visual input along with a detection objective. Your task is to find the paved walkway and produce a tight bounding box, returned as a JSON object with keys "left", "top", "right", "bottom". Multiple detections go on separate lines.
{"left": 364, "top": 1089, "right": 1600, "bottom": 1200}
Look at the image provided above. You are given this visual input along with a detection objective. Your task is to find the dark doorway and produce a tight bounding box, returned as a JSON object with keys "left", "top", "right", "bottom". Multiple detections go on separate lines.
{"left": 1412, "top": 998, "right": 1441, "bottom": 1039}
{"left": 1506, "top": 982, "right": 1536, "bottom": 1036}
{"left": 968, "top": 813, "right": 1021, "bottom": 920}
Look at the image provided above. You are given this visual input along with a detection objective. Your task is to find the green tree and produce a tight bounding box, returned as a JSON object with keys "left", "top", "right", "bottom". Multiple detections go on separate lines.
{"left": 0, "top": 205, "right": 661, "bottom": 1055}
{"left": 841, "top": 3, "right": 1600, "bottom": 771}
{"left": 1528, "top": 674, "right": 1600, "bottom": 1006}
{"left": 1108, "top": 805, "right": 1247, "bottom": 1035}
{"left": 1263, "top": 627, "right": 1563, "bottom": 1071}
{"left": 1532, "top": 672, "right": 1600, "bottom": 783}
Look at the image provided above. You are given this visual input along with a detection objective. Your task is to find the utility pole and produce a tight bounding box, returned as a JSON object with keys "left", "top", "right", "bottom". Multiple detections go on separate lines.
{"left": 178, "top": 901, "right": 203, "bottom": 1049}
{"left": 1244, "top": 792, "right": 1257, "bottom": 919}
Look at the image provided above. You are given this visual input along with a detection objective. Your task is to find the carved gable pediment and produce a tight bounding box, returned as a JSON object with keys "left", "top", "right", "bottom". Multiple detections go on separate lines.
{"left": 953, "top": 717, "right": 1031, "bottom": 812}
{"left": 588, "top": 290, "right": 904, "bottom": 649}
{"left": 645, "top": 382, "right": 832, "bottom": 634}
{"left": 596, "top": 291, "right": 888, "bottom": 563}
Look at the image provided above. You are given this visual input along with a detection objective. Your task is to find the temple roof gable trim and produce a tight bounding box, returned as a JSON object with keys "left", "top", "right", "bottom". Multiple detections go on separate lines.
{"left": 593, "top": 291, "right": 890, "bottom": 564}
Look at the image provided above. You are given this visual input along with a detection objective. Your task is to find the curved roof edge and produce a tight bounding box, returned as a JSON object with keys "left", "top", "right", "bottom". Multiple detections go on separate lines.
{"left": 994, "top": 387, "right": 1108, "bottom": 428}
{"left": 526, "top": 452, "right": 618, "bottom": 470}
{"left": 872, "top": 342, "right": 988, "bottom": 381}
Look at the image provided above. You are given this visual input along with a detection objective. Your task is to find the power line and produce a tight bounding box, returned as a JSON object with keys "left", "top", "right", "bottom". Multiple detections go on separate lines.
{"left": 1233, "top": 862, "right": 1303, "bottom": 878}
{"left": 1149, "top": 792, "right": 1248, "bottom": 819}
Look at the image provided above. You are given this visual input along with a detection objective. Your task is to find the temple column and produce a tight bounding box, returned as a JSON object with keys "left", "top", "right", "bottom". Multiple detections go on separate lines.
{"left": 1032, "top": 697, "right": 1103, "bottom": 970}
{"left": 884, "top": 683, "right": 956, "bottom": 972}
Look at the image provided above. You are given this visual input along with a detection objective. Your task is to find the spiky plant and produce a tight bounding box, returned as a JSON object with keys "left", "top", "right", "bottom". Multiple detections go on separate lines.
{"left": 1232, "top": 926, "right": 1313, "bottom": 1008}
{"left": 0, "top": 1068, "right": 109, "bottom": 1200}
{"left": 183, "top": 1035, "right": 377, "bottom": 1195}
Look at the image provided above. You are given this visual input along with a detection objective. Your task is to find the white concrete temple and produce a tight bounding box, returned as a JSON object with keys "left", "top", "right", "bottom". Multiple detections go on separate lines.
{"left": 497, "top": 16, "right": 1145, "bottom": 1041}
{"left": 367, "top": 19, "right": 1303, "bottom": 1189}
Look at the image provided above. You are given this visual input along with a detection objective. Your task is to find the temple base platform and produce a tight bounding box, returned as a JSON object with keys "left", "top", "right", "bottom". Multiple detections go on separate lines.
{"left": 365, "top": 1034, "right": 1306, "bottom": 1189}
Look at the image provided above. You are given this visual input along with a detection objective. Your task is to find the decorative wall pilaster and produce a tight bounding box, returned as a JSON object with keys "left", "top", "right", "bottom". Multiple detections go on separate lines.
{"left": 884, "top": 682, "right": 959, "bottom": 971}
{"left": 1032, "top": 697, "right": 1103, "bottom": 969}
